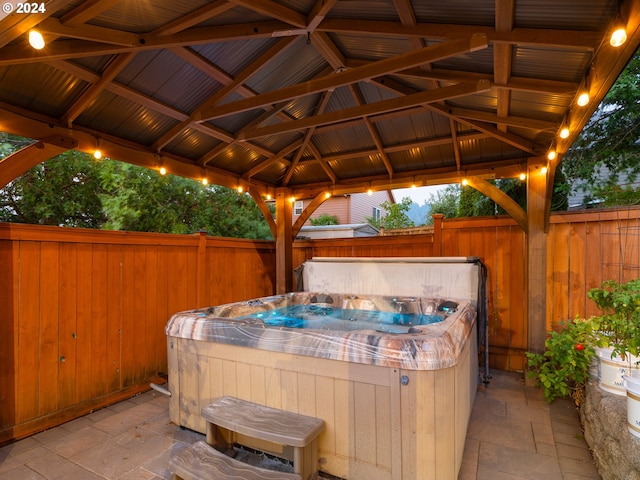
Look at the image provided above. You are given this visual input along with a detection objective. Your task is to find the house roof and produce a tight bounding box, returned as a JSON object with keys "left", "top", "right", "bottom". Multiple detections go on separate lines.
{"left": 1, "top": 0, "right": 639, "bottom": 201}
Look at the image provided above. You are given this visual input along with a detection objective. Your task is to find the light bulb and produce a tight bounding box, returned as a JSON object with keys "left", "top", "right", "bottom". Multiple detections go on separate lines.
{"left": 577, "top": 92, "right": 590, "bottom": 107}
{"left": 367, "top": 188, "right": 373, "bottom": 196}
{"left": 519, "top": 173, "right": 526, "bottom": 181}
{"left": 541, "top": 166, "right": 548, "bottom": 175}
{"left": 461, "top": 178, "right": 468, "bottom": 186}
{"left": 93, "top": 149, "right": 102, "bottom": 160}
{"left": 324, "top": 192, "right": 331, "bottom": 199}
{"left": 202, "top": 177, "right": 208, "bottom": 185}
{"left": 547, "top": 150, "right": 557, "bottom": 161}
{"left": 610, "top": 28, "right": 627, "bottom": 47}
{"left": 159, "top": 166, "right": 167, "bottom": 175}
{"left": 237, "top": 185, "right": 243, "bottom": 193}
{"left": 29, "top": 30, "right": 45, "bottom": 50}
{"left": 560, "top": 127, "right": 570, "bottom": 139}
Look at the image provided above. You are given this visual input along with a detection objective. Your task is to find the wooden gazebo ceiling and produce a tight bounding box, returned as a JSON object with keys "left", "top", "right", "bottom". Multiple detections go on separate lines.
{"left": 0, "top": 0, "right": 639, "bottom": 200}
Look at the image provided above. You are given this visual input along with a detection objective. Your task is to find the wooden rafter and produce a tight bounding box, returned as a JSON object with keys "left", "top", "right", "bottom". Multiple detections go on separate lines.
{"left": 200, "top": 35, "right": 488, "bottom": 121}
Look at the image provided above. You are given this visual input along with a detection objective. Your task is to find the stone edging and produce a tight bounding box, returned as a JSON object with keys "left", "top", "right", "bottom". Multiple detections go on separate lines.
{"left": 580, "top": 382, "right": 640, "bottom": 479}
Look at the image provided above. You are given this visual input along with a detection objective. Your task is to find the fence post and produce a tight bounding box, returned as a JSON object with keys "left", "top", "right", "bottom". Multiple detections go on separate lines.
{"left": 195, "top": 231, "right": 208, "bottom": 307}
{"left": 432, "top": 214, "right": 444, "bottom": 256}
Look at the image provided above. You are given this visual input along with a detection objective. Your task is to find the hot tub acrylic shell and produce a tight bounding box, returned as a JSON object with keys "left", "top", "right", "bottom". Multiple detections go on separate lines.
{"left": 166, "top": 292, "right": 478, "bottom": 480}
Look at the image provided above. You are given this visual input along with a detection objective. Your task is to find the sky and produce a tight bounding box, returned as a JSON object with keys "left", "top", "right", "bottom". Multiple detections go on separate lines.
{"left": 392, "top": 185, "right": 449, "bottom": 205}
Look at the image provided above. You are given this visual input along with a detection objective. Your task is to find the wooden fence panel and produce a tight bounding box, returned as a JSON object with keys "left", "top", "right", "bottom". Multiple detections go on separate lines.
{"left": 0, "top": 224, "right": 275, "bottom": 444}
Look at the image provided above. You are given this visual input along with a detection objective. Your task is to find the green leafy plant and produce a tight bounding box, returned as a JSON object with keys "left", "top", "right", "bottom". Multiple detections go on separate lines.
{"left": 310, "top": 214, "right": 339, "bottom": 226}
{"left": 526, "top": 318, "right": 597, "bottom": 404}
{"left": 588, "top": 278, "right": 640, "bottom": 360}
{"left": 527, "top": 278, "right": 640, "bottom": 403}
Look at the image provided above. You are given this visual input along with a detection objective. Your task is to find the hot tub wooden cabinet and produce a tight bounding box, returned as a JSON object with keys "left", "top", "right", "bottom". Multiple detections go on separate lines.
{"left": 166, "top": 294, "right": 478, "bottom": 480}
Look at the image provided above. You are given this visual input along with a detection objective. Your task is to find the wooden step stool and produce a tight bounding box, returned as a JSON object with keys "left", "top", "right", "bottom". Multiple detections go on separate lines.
{"left": 170, "top": 440, "right": 301, "bottom": 480}
{"left": 202, "top": 396, "right": 325, "bottom": 480}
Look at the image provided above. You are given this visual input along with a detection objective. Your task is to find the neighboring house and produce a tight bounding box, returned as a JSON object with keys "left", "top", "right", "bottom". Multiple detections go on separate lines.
{"left": 293, "top": 190, "right": 394, "bottom": 225}
{"left": 568, "top": 165, "right": 640, "bottom": 210}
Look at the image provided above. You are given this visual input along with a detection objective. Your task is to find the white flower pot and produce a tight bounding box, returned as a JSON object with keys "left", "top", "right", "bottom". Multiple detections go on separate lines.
{"left": 623, "top": 371, "right": 640, "bottom": 439}
{"left": 596, "top": 346, "right": 640, "bottom": 396}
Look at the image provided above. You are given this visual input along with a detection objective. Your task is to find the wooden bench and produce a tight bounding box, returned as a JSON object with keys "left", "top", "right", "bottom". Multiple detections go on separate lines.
{"left": 169, "top": 440, "right": 301, "bottom": 480}
{"left": 202, "top": 396, "right": 325, "bottom": 480}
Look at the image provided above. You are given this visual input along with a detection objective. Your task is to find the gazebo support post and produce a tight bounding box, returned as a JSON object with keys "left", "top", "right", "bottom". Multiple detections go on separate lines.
{"left": 275, "top": 187, "right": 293, "bottom": 294}
{"left": 526, "top": 158, "right": 549, "bottom": 355}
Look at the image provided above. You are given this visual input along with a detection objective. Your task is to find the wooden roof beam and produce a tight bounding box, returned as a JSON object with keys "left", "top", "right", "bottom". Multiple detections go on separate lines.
{"left": 229, "top": 0, "right": 307, "bottom": 29}
{"left": 282, "top": 90, "right": 333, "bottom": 186}
{"left": 494, "top": 0, "right": 515, "bottom": 133}
{"left": 152, "top": 0, "right": 235, "bottom": 36}
{"left": 0, "top": 20, "right": 293, "bottom": 65}
{"left": 200, "top": 34, "right": 488, "bottom": 121}
{"left": 349, "top": 84, "right": 394, "bottom": 178}
{"left": 318, "top": 18, "right": 600, "bottom": 49}
{"left": 62, "top": 52, "right": 136, "bottom": 125}
{"left": 238, "top": 81, "right": 491, "bottom": 140}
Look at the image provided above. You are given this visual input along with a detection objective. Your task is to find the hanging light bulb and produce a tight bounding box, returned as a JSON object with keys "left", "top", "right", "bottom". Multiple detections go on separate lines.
{"left": 519, "top": 172, "right": 526, "bottom": 181}
{"left": 266, "top": 194, "right": 272, "bottom": 201}
{"left": 202, "top": 177, "right": 208, "bottom": 185}
{"left": 237, "top": 185, "right": 243, "bottom": 193}
{"left": 324, "top": 192, "right": 331, "bottom": 199}
{"left": 559, "top": 127, "right": 570, "bottom": 139}
{"left": 577, "top": 91, "right": 590, "bottom": 107}
{"left": 92, "top": 137, "right": 102, "bottom": 159}
{"left": 367, "top": 188, "right": 373, "bottom": 196}
{"left": 29, "top": 30, "right": 45, "bottom": 50}
{"left": 159, "top": 166, "right": 167, "bottom": 175}
{"left": 610, "top": 25, "right": 627, "bottom": 47}
{"left": 541, "top": 166, "right": 548, "bottom": 175}
{"left": 547, "top": 150, "right": 557, "bottom": 161}
{"left": 461, "top": 178, "right": 468, "bottom": 186}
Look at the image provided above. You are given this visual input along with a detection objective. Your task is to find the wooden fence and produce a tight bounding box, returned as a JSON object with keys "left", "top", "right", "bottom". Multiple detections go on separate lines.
{"left": 1, "top": 206, "right": 639, "bottom": 443}
{"left": 0, "top": 225, "right": 275, "bottom": 444}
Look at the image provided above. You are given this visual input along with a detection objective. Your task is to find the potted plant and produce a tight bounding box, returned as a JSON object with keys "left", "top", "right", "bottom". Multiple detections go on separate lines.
{"left": 527, "top": 278, "right": 640, "bottom": 403}
{"left": 588, "top": 278, "right": 640, "bottom": 395}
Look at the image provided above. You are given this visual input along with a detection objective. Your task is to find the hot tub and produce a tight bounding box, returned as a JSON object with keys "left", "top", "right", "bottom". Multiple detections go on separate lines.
{"left": 166, "top": 265, "right": 482, "bottom": 478}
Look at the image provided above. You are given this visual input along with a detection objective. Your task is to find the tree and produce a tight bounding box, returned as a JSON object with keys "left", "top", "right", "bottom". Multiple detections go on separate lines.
{"left": 562, "top": 50, "right": 640, "bottom": 205}
{"left": 366, "top": 197, "right": 415, "bottom": 229}
{"left": 0, "top": 149, "right": 105, "bottom": 227}
{"left": 310, "top": 214, "right": 339, "bottom": 226}
{"left": 0, "top": 134, "right": 273, "bottom": 239}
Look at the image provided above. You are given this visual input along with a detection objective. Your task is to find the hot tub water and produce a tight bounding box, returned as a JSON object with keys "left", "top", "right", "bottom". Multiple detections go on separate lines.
{"left": 237, "top": 304, "right": 443, "bottom": 333}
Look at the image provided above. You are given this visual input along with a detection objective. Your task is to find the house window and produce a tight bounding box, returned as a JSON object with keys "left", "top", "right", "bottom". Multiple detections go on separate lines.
{"left": 294, "top": 200, "right": 304, "bottom": 215}
{"left": 372, "top": 207, "right": 381, "bottom": 222}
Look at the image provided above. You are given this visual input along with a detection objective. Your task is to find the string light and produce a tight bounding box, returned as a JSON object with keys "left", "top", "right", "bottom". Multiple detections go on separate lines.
{"left": 577, "top": 91, "right": 590, "bottom": 107}
{"left": 559, "top": 127, "right": 570, "bottom": 139}
{"left": 28, "top": 30, "right": 45, "bottom": 50}
{"left": 541, "top": 166, "right": 548, "bottom": 175}
{"left": 237, "top": 185, "right": 243, "bottom": 193}
{"left": 367, "top": 188, "right": 373, "bottom": 196}
{"left": 202, "top": 177, "right": 208, "bottom": 185}
{"left": 547, "top": 150, "right": 557, "bottom": 161}
{"left": 519, "top": 173, "right": 526, "bottom": 181}
{"left": 324, "top": 192, "right": 331, "bottom": 199}
{"left": 159, "top": 166, "right": 167, "bottom": 175}
{"left": 610, "top": 23, "right": 627, "bottom": 47}
{"left": 461, "top": 178, "right": 468, "bottom": 186}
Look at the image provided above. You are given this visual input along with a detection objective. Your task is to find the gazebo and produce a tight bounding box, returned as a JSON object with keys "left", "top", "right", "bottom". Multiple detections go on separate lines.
{"left": 1, "top": 0, "right": 640, "bottom": 451}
